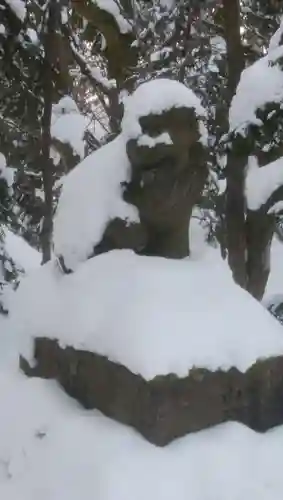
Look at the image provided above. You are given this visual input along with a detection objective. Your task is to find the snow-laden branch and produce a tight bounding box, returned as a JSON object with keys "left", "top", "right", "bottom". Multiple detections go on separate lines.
{"left": 246, "top": 156, "right": 283, "bottom": 212}
{"left": 51, "top": 96, "right": 89, "bottom": 161}
{"left": 229, "top": 43, "right": 283, "bottom": 135}
{"left": 93, "top": 0, "right": 132, "bottom": 34}
{"left": 4, "top": 0, "right": 26, "bottom": 22}
{"left": 68, "top": 36, "right": 116, "bottom": 94}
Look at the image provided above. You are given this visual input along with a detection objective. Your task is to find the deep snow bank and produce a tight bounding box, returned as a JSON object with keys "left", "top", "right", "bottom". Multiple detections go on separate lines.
{"left": 0, "top": 366, "right": 283, "bottom": 500}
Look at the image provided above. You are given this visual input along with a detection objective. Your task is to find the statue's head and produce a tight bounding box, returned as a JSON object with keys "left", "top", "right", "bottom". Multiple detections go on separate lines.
{"left": 122, "top": 79, "right": 208, "bottom": 233}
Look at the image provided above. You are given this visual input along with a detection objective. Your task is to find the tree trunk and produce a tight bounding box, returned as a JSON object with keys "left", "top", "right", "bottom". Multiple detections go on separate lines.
{"left": 223, "top": 0, "right": 278, "bottom": 300}
{"left": 41, "top": 89, "right": 53, "bottom": 263}
{"left": 222, "top": 0, "right": 244, "bottom": 102}
{"left": 246, "top": 210, "right": 275, "bottom": 300}
{"left": 40, "top": 0, "right": 59, "bottom": 263}
{"left": 222, "top": 0, "right": 249, "bottom": 293}
{"left": 225, "top": 149, "right": 247, "bottom": 289}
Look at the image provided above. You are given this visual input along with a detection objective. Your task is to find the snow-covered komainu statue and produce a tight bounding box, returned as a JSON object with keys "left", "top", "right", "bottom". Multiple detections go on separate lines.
{"left": 53, "top": 79, "right": 208, "bottom": 273}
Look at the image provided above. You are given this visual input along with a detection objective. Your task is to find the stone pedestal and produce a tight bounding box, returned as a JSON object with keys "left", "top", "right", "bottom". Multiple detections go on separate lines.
{"left": 20, "top": 337, "right": 283, "bottom": 446}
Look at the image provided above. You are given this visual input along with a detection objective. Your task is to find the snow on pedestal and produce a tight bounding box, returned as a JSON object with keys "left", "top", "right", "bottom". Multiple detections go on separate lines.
{"left": 13, "top": 250, "right": 283, "bottom": 377}
{"left": 12, "top": 249, "right": 283, "bottom": 445}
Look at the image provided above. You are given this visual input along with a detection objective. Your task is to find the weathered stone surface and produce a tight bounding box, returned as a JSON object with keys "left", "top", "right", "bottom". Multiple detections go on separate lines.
{"left": 20, "top": 338, "right": 283, "bottom": 446}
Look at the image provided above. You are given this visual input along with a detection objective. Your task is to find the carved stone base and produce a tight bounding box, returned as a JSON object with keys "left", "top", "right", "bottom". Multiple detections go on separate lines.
{"left": 20, "top": 337, "right": 283, "bottom": 446}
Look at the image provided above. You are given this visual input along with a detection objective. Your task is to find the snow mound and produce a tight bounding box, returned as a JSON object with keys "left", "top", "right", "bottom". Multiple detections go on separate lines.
{"left": 246, "top": 156, "right": 283, "bottom": 210}
{"left": 3, "top": 228, "right": 41, "bottom": 273}
{"left": 0, "top": 229, "right": 40, "bottom": 314}
{"left": 11, "top": 249, "right": 283, "bottom": 380}
{"left": 53, "top": 137, "right": 139, "bottom": 271}
{"left": 122, "top": 78, "right": 207, "bottom": 145}
{"left": 51, "top": 96, "right": 88, "bottom": 160}
{"left": 229, "top": 46, "right": 283, "bottom": 134}
{"left": 1, "top": 363, "right": 283, "bottom": 499}
{"left": 52, "top": 96, "right": 79, "bottom": 116}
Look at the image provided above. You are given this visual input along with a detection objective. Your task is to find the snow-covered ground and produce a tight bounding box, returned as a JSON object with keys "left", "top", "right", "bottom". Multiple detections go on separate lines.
{"left": 1, "top": 315, "right": 283, "bottom": 500}
{"left": 1, "top": 221, "right": 283, "bottom": 498}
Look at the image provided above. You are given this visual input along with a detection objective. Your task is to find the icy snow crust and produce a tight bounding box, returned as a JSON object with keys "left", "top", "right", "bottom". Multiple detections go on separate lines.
{"left": 53, "top": 137, "right": 139, "bottom": 271}
{"left": 122, "top": 78, "right": 208, "bottom": 145}
{"left": 246, "top": 156, "right": 283, "bottom": 211}
{"left": 12, "top": 249, "right": 283, "bottom": 380}
{"left": 229, "top": 45, "right": 283, "bottom": 134}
